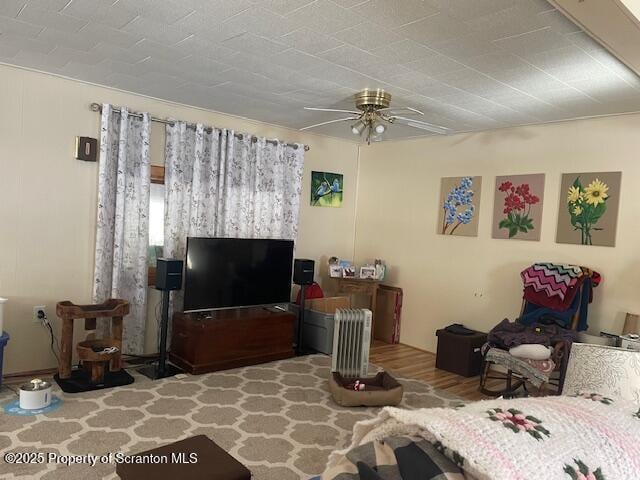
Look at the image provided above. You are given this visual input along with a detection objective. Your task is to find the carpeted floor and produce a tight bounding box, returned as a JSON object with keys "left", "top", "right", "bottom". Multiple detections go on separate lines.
{"left": 0, "top": 355, "right": 462, "bottom": 479}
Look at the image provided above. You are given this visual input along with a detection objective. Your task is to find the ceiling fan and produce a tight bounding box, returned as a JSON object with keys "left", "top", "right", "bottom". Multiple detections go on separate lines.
{"left": 300, "top": 88, "right": 449, "bottom": 144}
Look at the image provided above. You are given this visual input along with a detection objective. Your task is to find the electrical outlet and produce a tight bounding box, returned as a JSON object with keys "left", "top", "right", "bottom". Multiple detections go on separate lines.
{"left": 33, "top": 306, "right": 47, "bottom": 324}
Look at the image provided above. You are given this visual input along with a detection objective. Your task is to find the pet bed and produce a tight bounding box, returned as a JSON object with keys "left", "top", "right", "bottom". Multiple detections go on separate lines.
{"left": 329, "top": 371, "right": 403, "bottom": 407}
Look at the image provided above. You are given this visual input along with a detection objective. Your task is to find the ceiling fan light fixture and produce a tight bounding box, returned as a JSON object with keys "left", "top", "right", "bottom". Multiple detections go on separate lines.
{"left": 351, "top": 120, "right": 365, "bottom": 135}
{"left": 300, "top": 88, "right": 449, "bottom": 139}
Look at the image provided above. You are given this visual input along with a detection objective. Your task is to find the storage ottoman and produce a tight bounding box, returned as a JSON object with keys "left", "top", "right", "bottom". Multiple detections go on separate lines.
{"left": 436, "top": 328, "right": 487, "bottom": 377}
{"left": 329, "top": 371, "right": 403, "bottom": 407}
{"left": 116, "top": 435, "right": 251, "bottom": 480}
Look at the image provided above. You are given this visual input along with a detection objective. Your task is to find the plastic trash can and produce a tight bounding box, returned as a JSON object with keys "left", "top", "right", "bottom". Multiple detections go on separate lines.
{"left": 0, "top": 332, "right": 9, "bottom": 388}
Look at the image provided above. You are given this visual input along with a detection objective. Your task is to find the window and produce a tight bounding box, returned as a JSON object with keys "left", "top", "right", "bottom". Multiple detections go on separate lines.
{"left": 148, "top": 165, "right": 165, "bottom": 286}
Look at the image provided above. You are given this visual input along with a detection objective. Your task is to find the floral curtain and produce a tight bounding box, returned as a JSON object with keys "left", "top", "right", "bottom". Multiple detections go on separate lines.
{"left": 163, "top": 123, "right": 219, "bottom": 262}
{"left": 216, "top": 135, "right": 305, "bottom": 240}
{"left": 92, "top": 104, "right": 151, "bottom": 354}
{"left": 164, "top": 122, "right": 304, "bottom": 308}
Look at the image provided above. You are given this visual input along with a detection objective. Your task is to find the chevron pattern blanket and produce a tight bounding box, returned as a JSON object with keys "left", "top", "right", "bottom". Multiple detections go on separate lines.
{"left": 520, "top": 263, "right": 584, "bottom": 301}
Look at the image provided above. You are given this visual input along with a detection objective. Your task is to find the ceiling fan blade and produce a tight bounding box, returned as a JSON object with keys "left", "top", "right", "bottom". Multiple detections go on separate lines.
{"left": 299, "top": 116, "right": 359, "bottom": 131}
{"left": 379, "top": 106, "right": 424, "bottom": 115}
{"left": 304, "top": 107, "right": 361, "bottom": 115}
{"left": 392, "top": 116, "right": 449, "bottom": 135}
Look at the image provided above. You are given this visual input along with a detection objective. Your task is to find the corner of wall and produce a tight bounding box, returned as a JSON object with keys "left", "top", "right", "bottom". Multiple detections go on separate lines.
{"left": 352, "top": 144, "right": 363, "bottom": 263}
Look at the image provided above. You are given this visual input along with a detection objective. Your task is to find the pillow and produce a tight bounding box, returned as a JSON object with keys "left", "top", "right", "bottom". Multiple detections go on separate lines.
{"left": 509, "top": 343, "right": 552, "bottom": 360}
{"left": 562, "top": 342, "right": 640, "bottom": 404}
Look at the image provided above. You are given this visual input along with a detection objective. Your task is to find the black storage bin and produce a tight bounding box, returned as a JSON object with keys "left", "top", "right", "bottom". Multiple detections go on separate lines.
{"left": 436, "top": 328, "right": 487, "bottom": 377}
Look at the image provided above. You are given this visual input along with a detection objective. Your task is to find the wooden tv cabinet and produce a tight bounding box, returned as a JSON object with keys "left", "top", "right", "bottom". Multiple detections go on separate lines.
{"left": 169, "top": 307, "right": 296, "bottom": 374}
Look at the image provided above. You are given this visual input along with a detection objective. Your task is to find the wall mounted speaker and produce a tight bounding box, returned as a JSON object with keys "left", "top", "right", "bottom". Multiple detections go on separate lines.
{"left": 293, "top": 259, "right": 314, "bottom": 285}
{"left": 155, "top": 258, "right": 183, "bottom": 291}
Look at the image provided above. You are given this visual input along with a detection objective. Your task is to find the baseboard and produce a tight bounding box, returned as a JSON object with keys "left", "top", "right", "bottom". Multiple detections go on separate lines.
{"left": 398, "top": 342, "right": 435, "bottom": 355}
{"left": 2, "top": 353, "right": 160, "bottom": 382}
{"left": 3, "top": 367, "right": 58, "bottom": 381}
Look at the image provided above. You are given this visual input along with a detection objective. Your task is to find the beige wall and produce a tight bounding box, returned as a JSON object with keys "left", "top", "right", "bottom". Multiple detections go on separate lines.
{"left": 355, "top": 114, "right": 640, "bottom": 353}
{"left": 620, "top": 0, "right": 640, "bottom": 20}
{"left": 550, "top": 0, "right": 640, "bottom": 75}
{"left": 0, "top": 63, "right": 359, "bottom": 374}
{"left": 3, "top": 61, "right": 640, "bottom": 373}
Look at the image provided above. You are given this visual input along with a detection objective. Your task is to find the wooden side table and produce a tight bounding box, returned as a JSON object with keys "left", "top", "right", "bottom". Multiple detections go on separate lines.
{"left": 331, "top": 277, "right": 381, "bottom": 341}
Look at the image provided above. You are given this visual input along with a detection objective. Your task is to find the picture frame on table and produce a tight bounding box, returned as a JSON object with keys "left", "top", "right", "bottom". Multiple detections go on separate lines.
{"left": 343, "top": 266, "right": 356, "bottom": 278}
{"left": 329, "top": 265, "right": 343, "bottom": 278}
{"left": 359, "top": 266, "right": 376, "bottom": 279}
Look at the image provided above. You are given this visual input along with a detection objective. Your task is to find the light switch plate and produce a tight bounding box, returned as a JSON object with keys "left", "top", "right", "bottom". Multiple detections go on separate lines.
{"left": 75, "top": 136, "right": 98, "bottom": 162}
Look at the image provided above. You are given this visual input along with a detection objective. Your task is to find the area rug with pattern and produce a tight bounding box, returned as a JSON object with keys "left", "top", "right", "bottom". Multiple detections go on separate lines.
{"left": 0, "top": 354, "right": 462, "bottom": 479}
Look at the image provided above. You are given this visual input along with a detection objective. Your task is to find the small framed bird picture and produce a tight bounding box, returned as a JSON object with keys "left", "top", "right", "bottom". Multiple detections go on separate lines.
{"left": 311, "top": 171, "right": 343, "bottom": 207}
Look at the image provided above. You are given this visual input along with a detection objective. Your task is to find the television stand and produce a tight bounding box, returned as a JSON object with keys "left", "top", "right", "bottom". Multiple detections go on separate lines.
{"left": 263, "top": 304, "right": 287, "bottom": 313}
{"left": 169, "top": 307, "right": 296, "bottom": 374}
{"left": 195, "top": 311, "right": 216, "bottom": 320}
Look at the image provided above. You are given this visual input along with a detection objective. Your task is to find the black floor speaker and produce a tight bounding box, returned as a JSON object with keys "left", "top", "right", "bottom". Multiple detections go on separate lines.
{"left": 140, "top": 258, "right": 184, "bottom": 380}
{"left": 293, "top": 259, "right": 314, "bottom": 285}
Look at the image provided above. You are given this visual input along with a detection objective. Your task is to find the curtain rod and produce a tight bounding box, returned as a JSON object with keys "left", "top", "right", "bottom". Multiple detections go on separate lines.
{"left": 89, "top": 103, "right": 310, "bottom": 151}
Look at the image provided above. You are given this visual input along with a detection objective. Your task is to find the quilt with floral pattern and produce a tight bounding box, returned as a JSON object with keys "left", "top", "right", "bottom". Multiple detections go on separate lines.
{"left": 325, "top": 394, "right": 640, "bottom": 480}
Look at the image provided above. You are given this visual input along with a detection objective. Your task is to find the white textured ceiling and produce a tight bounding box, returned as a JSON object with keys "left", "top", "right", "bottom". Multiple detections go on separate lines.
{"left": 1, "top": 0, "right": 640, "bottom": 140}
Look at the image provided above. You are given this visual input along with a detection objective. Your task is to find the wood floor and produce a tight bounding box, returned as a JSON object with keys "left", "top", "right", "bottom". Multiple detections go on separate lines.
{"left": 370, "top": 341, "right": 491, "bottom": 401}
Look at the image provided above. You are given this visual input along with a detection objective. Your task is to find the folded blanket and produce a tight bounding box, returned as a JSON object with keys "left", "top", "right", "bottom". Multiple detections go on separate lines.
{"left": 483, "top": 347, "right": 555, "bottom": 387}
{"left": 327, "top": 395, "right": 640, "bottom": 480}
{"left": 322, "top": 436, "right": 466, "bottom": 480}
{"left": 521, "top": 263, "right": 582, "bottom": 301}
{"left": 520, "top": 278, "right": 592, "bottom": 331}
{"left": 487, "top": 319, "right": 576, "bottom": 349}
{"left": 522, "top": 358, "right": 555, "bottom": 375}
{"left": 521, "top": 264, "right": 601, "bottom": 314}
{"left": 522, "top": 276, "right": 589, "bottom": 313}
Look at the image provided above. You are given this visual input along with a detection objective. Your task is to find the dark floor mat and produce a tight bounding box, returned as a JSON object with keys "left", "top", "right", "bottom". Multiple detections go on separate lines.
{"left": 54, "top": 369, "right": 134, "bottom": 393}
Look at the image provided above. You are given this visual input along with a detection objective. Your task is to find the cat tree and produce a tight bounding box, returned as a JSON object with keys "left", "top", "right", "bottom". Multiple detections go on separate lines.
{"left": 56, "top": 299, "right": 129, "bottom": 385}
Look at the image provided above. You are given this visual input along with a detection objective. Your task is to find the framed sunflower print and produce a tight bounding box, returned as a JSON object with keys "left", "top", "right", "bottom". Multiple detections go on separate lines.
{"left": 556, "top": 171, "right": 622, "bottom": 247}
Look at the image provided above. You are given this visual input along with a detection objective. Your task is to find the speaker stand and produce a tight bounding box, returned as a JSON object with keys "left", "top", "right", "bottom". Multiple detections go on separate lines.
{"left": 139, "top": 289, "right": 184, "bottom": 380}
{"left": 138, "top": 362, "right": 183, "bottom": 380}
{"left": 295, "top": 284, "right": 314, "bottom": 356}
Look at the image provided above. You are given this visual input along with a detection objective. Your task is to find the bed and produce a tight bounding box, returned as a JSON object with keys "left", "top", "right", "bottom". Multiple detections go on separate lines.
{"left": 321, "top": 394, "right": 640, "bottom": 480}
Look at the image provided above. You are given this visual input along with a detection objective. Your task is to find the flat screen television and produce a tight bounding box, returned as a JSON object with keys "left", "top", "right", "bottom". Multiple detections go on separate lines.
{"left": 183, "top": 237, "right": 294, "bottom": 312}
